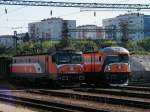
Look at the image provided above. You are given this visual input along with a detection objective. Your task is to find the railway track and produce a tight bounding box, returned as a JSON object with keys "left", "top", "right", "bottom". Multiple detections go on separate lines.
{"left": 73, "top": 88, "right": 150, "bottom": 99}
{"left": 0, "top": 87, "right": 149, "bottom": 111}
{"left": 0, "top": 91, "right": 108, "bottom": 112}
{"left": 26, "top": 89, "right": 150, "bottom": 109}
{"left": 114, "top": 86, "right": 150, "bottom": 92}
{"left": 129, "top": 82, "right": 150, "bottom": 87}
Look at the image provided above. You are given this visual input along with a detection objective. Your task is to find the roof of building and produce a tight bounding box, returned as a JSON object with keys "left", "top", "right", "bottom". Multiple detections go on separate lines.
{"left": 41, "top": 17, "right": 63, "bottom": 21}
{"left": 117, "top": 13, "right": 143, "bottom": 17}
{"left": 77, "top": 24, "right": 97, "bottom": 28}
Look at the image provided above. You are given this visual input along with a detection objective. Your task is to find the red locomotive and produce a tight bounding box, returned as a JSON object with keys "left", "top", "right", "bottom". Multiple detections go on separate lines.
{"left": 83, "top": 47, "right": 131, "bottom": 86}
{"left": 10, "top": 50, "right": 84, "bottom": 87}
{"left": 8, "top": 46, "right": 130, "bottom": 87}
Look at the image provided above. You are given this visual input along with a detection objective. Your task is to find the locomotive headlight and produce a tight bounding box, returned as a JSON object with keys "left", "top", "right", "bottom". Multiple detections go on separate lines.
{"left": 104, "top": 65, "right": 111, "bottom": 72}
{"left": 107, "top": 65, "right": 111, "bottom": 71}
{"left": 70, "top": 66, "right": 74, "bottom": 71}
{"left": 118, "top": 65, "right": 121, "bottom": 69}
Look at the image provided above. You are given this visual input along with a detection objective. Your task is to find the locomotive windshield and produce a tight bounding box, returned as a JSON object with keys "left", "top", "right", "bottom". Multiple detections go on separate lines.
{"left": 104, "top": 55, "right": 119, "bottom": 64}
{"left": 72, "top": 54, "right": 83, "bottom": 64}
{"left": 53, "top": 52, "right": 83, "bottom": 64}
{"left": 119, "top": 54, "right": 129, "bottom": 62}
{"left": 58, "top": 55, "right": 70, "bottom": 64}
{"left": 104, "top": 54, "right": 129, "bottom": 64}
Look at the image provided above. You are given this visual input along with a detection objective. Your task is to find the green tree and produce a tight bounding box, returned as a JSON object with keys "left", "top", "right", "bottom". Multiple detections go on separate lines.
{"left": 137, "top": 38, "right": 150, "bottom": 52}
{"left": 72, "top": 40, "right": 98, "bottom": 52}
{"left": 23, "top": 33, "right": 30, "bottom": 42}
{"left": 101, "top": 40, "right": 117, "bottom": 48}
{"left": 0, "top": 44, "right": 6, "bottom": 54}
{"left": 55, "top": 37, "right": 71, "bottom": 50}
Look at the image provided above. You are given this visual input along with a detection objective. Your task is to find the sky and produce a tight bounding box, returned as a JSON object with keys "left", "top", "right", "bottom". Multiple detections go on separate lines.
{"left": 0, "top": 0, "right": 150, "bottom": 35}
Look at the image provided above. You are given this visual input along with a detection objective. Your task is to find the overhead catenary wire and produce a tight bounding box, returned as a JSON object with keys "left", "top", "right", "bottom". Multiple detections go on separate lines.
{"left": 1, "top": 0, "right": 150, "bottom": 35}
{"left": 1, "top": 0, "right": 150, "bottom": 10}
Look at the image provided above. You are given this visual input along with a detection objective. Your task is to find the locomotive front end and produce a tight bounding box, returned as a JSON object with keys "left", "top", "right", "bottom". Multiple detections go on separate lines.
{"left": 52, "top": 51, "right": 84, "bottom": 86}
{"left": 104, "top": 55, "right": 130, "bottom": 85}
{"left": 102, "top": 47, "right": 131, "bottom": 86}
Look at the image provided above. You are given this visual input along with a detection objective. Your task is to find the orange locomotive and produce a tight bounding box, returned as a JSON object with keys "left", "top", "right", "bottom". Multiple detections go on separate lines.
{"left": 83, "top": 47, "right": 131, "bottom": 86}
{"left": 10, "top": 50, "right": 84, "bottom": 87}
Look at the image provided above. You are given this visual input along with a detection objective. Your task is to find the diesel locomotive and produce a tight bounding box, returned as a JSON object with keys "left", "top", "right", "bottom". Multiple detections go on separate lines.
{"left": 83, "top": 47, "right": 131, "bottom": 86}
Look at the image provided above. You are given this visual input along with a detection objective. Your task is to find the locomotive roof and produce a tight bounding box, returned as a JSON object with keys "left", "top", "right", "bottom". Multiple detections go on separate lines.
{"left": 14, "top": 50, "right": 82, "bottom": 57}
{"left": 100, "top": 47, "right": 129, "bottom": 54}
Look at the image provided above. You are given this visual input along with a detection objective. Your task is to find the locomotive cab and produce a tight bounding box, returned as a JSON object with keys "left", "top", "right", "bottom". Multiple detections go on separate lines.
{"left": 52, "top": 51, "right": 84, "bottom": 86}
{"left": 103, "top": 52, "right": 130, "bottom": 85}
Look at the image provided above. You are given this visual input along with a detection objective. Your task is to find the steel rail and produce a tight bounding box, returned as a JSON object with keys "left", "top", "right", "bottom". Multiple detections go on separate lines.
{"left": 114, "top": 86, "right": 150, "bottom": 92}
{"left": 0, "top": 93, "right": 108, "bottom": 112}
{"left": 28, "top": 89, "right": 150, "bottom": 109}
{"left": 73, "top": 88, "right": 150, "bottom": 99}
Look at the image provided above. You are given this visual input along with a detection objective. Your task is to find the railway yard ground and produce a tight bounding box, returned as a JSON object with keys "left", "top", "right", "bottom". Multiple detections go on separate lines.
{"left": 0, "top": 80, "right": 149, "bottom": 112}
{"left": 0, "top": 101, "right": 47, "bottom": 112}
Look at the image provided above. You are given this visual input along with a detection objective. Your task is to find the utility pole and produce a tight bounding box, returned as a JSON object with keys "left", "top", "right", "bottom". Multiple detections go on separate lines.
{"left": 13, "top": 31, "right": 18, "bottom": 54}
{"left": 119, "top": 21, "right": 129, "bottom": 41}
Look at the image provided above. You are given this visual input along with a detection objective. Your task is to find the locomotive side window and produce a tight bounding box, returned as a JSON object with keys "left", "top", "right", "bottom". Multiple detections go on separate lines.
{"left": 99, "top": 56, "right": 101, "bottom": 62}
{"left": 55, "top": 52, "right": 83, "bottom": 64}
{"left": 52, "top": 55, "right": 56, "bottom": 63}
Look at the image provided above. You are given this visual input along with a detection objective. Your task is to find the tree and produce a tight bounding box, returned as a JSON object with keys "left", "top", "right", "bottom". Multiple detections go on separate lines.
{"left": 137, "top": 38, "right": 150, "bottom": 52}
{"left": 100, "top": 40, "right": 117, "bottom": 48}
{"left": 72, "top": 40, "right": 98, "bottom": 52}
{"left": 23, "top": 33, "right": 30, "bottom": 42}
{"left": 119, "top": 21, "right": 129, "bottom": 42}
{"left": 55, "top": 37, "right": 71, "bottom": 50}
{"left": 0, "top": 44, "right": 6, "bottom": 54}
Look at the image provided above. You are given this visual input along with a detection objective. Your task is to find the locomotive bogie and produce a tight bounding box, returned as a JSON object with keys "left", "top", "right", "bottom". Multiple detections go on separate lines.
{"left": 106, "top": 73, "right": 129, "bottom": 86}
